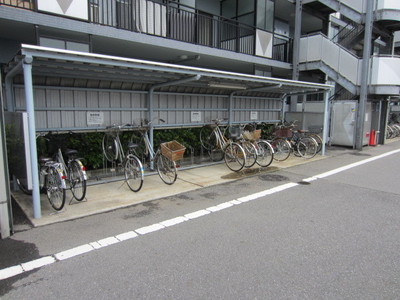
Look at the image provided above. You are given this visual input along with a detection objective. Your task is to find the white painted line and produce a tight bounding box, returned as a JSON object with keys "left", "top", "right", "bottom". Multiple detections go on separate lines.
{"left": 237, "top": 182, "right": 299, "bottom": 203}
{"left": 229, "top": 200, "right": 242, "bottom": 205}
{"left": 184, "top": 209, "right": 211, "bottom": 219}
{"left": 302, "top": 176, "right": 318, "bottom": 182}
{"left": 207, "top": 201, "right": 235, "bottom": 212}
{"left": 206, "top": 205, "right": 223, "bottom": 212}
{"left": 21, "top": 256, "right": 56, "bottom": 272}
{"left": 97, "top": 237, "right": 120, "bottom": 247}
{"left": 116, "top": 231, "right": 138, "bottom": 241}
{"left": 55, "top": 244, "right": 94, "bottom": 261}
{"left": 314, "top": 149, "right": 400, "bottom": 179}
{"left": 0, "top": 265, "right": 24, "bottom": 280}
{"left": 160, "top": 216, "right": 188, "bottom": 227}
{"left": 135, "top": 223, "right": 165, "bottom": 235}
{"left": 89, "top": 242, "right": 102, "bottom": 249}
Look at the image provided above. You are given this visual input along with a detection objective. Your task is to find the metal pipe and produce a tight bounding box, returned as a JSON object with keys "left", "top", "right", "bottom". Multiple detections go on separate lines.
{"left": 4, "top": 60, "right": 23, "bottom": 112}
{"left": 355, "top": 0, "right": 374, "bottom": 150}
{"left": 281, "top": 94, "right": 287, "bottom": 123}
{"left": 23, "top": 57, "right": 41, "bottom": 219}
{"left": 0, "top": 70, "right": 12, "bottom": 238}
{"left": 321, "top": 89, "right": 331, "bottom": 156}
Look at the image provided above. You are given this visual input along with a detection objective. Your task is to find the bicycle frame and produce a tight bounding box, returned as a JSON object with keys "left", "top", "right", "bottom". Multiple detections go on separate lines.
{"left": 56, "top": 148, "right": 88, "bottom": 183}
{"left": 211, "top": 125, "right": 228, "bottom": 150}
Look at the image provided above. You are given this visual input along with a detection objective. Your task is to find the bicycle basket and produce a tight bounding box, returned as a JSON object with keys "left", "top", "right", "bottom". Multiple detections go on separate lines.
{"left": 228, "top": 126, "right": 241, "bottom": 139}
{"left": 242, "top": 129, "right": 261, "bottom": 141}
{"left": 161, "top": 140, "right": 186, "bottom": 161}
{"left": 274, "top": 128, "right": 292, "bottom": 138}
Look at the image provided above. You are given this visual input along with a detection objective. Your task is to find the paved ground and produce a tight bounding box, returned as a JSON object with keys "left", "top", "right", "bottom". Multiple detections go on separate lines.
{"left": 11, "top": 152, "right": 326, "bottom": 227}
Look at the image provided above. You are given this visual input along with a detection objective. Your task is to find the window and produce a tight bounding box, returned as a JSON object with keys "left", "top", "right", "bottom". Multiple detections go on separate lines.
{"left": 117, "top": 0, "right": 133, "bottom": 30}
{"left": 256, "top": 0, "right": 274, "bottom": 32}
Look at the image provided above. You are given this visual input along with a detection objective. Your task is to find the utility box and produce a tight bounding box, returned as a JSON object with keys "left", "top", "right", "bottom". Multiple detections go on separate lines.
{"left": 330, "top": 101, "right": 371, "bottom": 147}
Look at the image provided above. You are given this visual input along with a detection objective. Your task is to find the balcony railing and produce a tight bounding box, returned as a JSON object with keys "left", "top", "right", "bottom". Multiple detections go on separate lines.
{"left": 0, "top": 0, "right": 292, "bottom": 63}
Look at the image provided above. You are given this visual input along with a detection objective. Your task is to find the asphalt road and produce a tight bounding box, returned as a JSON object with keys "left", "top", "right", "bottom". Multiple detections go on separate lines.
{"left": 1, "top": 141, "right": 400, "bottom": 299}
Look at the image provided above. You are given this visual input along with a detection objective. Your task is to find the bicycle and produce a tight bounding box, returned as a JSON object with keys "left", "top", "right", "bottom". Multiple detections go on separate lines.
{"left": 200, "top": 119, "right": 247, "bottom": 172}
{"left": 241, "top": 123, "right": 275, "bottom": 168}
{"left": 102, "top": 124, "right": 144, "bottom": 192}
{"left": 128, "top": 118, "right": 186, "bottom": 185}
{"left": 17, "top": 156, "right": 67, "bottom": 211}
{"left": 274, "top": 121, "right": 318, "bottom": 159}
{"left": 55, "top": 147, "right": 88, "bottom": 201}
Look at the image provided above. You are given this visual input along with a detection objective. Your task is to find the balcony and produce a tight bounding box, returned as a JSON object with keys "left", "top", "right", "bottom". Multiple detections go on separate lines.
{"left": 0, "top": 0, "right": 292, "bottom": 63}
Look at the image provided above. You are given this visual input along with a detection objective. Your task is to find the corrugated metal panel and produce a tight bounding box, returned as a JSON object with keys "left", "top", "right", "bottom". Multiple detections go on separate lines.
{"left": 13, "top": 86, "right": 283, "bottom": 131}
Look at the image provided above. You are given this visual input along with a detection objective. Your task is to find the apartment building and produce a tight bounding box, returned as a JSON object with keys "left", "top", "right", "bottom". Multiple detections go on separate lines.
{"left": 0, "top": 0, "right": 400, "bottom": 232}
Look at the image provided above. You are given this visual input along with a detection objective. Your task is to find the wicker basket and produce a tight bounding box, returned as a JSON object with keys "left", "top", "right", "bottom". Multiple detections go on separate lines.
{"left": 274, "top": 128, "right": 293, "bottom": 138}
{"left": 161, "top": 140, "right": 186, "bottom": 161}
{"left": 242, "top": 129, "right": 261, "bottom": 141}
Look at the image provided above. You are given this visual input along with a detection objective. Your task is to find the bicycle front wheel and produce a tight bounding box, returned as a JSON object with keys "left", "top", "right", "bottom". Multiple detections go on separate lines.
{"left": 224, "top": 142, "right": 246, "bottom": 172}
{"left": 46, "top": 166, "right": 66, "bottom": 211}
{"left": 124, "top": 155, "right": 144, "bottom": 192}
{"left": 255, "top": 140, "right": 274, "bottom": 167}
{"left": 156, "top": 153, "right": 177, "bottom": 185}
{"left": 271, "top": 138, "right": 291, "bottom": 161}
{"left": 200, "top": 125, "right": 214, "bottom": 151}
{"left": 102, "top": 134, "right": 118, "bottom": 162}
{"left": 69, "top": 160, "right": 87, "bottom": 201}
{"left": 296, "top": 137, "right": 318, "bottom": 159}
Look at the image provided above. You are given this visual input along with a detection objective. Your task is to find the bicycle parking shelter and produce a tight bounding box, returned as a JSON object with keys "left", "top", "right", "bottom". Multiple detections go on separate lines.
{"left": 3, "top": 44, "right": 332, "bottom": 219}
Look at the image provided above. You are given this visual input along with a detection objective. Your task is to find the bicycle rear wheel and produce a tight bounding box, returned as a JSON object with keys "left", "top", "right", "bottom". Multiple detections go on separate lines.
{"left": 129, "top": 132, "right": 147, "bottom": 163}
{"left": 241, "top": 140, "right": 257, "bottom": 168}
{"left": 69, "top": 160, "right": 87, "bottom": 201}
{"left": 255, "top": 140, "right": 274, "bottom": 167}
{"left": 271, "top": 138, "right": 291, "bottom": 161}
{"left": 16, "top": 178, "right": 32, "bottom": 195}
{"left": 200, "top": 125, "right": 214, "bottom": 151}
{"left": 102, "top": 134, "right": 118, "bottom": 162}
{"left": 296, "top": 137, "right": 318, "bottom": 159}
{"left": 46, "top": 166, "right": 66, "bottom": 211}
{"left": 208, "top": 131, "right": 224, "bottom": 162}
{"left": 307, "top": 133, "right": 322, "bottom": 153}
{"left": 156, "top": 153, "right": 177, "bottom": 185}
{"left": 124, "top": 155, "right": 144, "bottom": 192}
{"left": 224, "top": 142, "right": 246, "bottom": 172}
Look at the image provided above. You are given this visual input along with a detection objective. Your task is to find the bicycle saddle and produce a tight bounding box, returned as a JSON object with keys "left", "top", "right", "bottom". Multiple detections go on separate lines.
{"left": 65, "top": 149, "right": 78, "bottom": 156}
{"left": 39, "top": 157, "right": 52, "bottom": 164}
{"left": 127, "top": 142, "right": 138, "bottom": 149}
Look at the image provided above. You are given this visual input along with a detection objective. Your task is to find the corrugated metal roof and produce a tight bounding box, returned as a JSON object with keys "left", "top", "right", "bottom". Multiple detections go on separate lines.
{"left": 9, "top": 44, "right": 332, "bottom": 98}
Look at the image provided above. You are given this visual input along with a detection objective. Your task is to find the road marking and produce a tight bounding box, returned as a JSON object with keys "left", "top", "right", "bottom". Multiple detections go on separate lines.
{"left": 2, "top": 148, "right": 400, "bottom": 281}
{"left": 21, "top": 256, "right": 56, "bottom": 272}
{"left": 55, "top": 244, "right": 94, "bottom": 261}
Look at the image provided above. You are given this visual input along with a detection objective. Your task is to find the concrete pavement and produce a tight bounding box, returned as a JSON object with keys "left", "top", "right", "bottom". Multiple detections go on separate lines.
{"left": 12, "top": 153, "right": 326, "bottom": 227}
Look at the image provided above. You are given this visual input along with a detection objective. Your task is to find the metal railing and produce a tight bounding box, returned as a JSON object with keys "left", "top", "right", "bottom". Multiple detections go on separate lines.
{"left": 0, "top": 0, "right": 293, "bottom": 63}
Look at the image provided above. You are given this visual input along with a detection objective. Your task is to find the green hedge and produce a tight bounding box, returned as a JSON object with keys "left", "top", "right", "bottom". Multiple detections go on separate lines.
{"left": 35, "top": 124, "right": 275, "bottom": 170}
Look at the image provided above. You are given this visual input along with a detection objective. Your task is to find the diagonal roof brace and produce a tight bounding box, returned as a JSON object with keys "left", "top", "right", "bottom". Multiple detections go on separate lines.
{"left": 147, "top": 74, "right": 202, "bottom": 166}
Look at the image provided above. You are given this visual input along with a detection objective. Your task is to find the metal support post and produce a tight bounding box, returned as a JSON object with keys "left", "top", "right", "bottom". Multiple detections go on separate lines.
{"left": 281, "top": 95, "right": 287, "bottom": 123}
{"left": 290, "top": 0, "right": 303, "bottom": 112}
{"left": 23, "top": 57, "right": 41, "bottom": 219}
{"left": 355, "top": 0, "right": 374, "bottom": 150}
{"left": 321, "top": 90, "right": 331, "bottom": 156}
{"left": 0, "top": 71, "right": 12, "bottom": 238}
